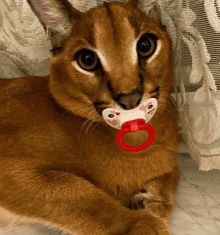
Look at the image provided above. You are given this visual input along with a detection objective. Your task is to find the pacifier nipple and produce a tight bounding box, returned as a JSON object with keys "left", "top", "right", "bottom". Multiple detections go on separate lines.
{"left": 102, "top": 98, "right": 158, "bottom": 152}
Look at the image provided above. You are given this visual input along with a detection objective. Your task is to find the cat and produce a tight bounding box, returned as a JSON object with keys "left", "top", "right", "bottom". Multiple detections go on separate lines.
{"left": 0, "top": 0, "right": 180, "bottom": 234}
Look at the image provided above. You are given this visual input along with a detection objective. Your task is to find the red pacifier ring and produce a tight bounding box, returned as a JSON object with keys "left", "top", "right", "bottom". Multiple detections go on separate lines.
{"left": 116, "top": 119, "right": 155, "bottom": 152}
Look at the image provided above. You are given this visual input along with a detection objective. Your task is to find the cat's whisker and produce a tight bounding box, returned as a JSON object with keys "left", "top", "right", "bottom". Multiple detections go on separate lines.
{"left": 80, "top": 107, "right": 96, "bottom": 129}
{"left": 79, "top": 115, "right": 94, "bottom": 140}
{"left": 72, "top": 103, "right": 93, "bottom": 114}
{"left": 158, "top": 102, "right": 174, "bottom": 116}
{"left": 84, "top": 112, "right": 99, "bottom": 131}
{"left": 80, "top": 120, "right": 97, "bottom": 143}
{"left": 84, "top": 119, "right": 97, "bottom": 136}
{"left": 77, "top": 113, "right": 101, "bottom": 155}
{"left": 78, "top": 108, "right": 98, "bottom": 142}
{"left": 164, "top": 97, "right": 176, "bottom": 111}
{"left": 88, "top": 114, "right": 103, "bottom": 134}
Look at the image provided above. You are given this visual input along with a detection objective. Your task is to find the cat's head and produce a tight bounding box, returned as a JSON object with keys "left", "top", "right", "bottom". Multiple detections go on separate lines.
{"left": 28, "top": 0, "right": 174, "bottom": 122}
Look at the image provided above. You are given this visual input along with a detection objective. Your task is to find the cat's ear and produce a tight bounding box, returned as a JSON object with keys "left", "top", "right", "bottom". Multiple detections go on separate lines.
{"left": 126, "top": 0, "right": 162, "bottom": 25}
{"left": 27, "top": 0, "right": 82, "bottom": 51}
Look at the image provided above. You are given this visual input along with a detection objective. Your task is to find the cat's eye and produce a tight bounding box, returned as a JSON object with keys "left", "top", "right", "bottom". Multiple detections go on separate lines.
{"left": 137, "top": 34, "right": 156, "bottom": 58}
{"left": 76, "top": 49, "right": 100, "bottom": 71}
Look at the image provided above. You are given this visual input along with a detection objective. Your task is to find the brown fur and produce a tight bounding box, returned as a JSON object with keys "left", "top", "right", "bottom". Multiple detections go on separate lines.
{"left": 0, "top": 0, "right": 180, "bottom": 234}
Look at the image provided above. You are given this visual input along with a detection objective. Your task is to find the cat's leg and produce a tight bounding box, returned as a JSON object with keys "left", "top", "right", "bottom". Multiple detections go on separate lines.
{"left": 0, "top": 158, "right": 170, "bottom": 235}
{"left": 124, "top": 164, "right": 180, "bottom": 220}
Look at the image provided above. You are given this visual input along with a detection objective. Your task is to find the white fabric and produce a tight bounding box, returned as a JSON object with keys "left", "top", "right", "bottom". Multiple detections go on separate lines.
{"left": 0, "top": 0, "right": 220, "bottom": 171}
{"left": 170, "top": 0, "right": 220, "bottom": 171}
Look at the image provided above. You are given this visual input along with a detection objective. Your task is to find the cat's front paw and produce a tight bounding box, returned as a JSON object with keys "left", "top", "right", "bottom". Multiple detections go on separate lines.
{"left": 124, "top": 188, "right": 148, "bottom": 210}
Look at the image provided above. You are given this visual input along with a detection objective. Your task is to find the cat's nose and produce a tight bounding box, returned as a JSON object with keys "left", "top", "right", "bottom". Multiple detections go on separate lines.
{"left": 116, "top": 92, "right": 142, "bottom": 110}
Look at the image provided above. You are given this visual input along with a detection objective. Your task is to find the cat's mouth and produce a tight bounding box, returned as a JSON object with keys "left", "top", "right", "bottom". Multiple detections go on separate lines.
{"left": 93, "top": 101, "right": 110, "bottom": 116}
{"left": 93, "top": 86, "right": 160, "bottom": 116}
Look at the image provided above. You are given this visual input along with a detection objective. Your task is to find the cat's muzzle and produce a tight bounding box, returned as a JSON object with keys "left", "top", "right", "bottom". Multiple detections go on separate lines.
{"left": 102, "top": 98, "right": 158, "bottom": 152}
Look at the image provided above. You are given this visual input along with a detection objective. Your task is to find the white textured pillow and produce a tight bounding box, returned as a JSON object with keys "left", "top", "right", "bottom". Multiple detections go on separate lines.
{"left": 0, "top": 0, "right": 99, "bottom": 78}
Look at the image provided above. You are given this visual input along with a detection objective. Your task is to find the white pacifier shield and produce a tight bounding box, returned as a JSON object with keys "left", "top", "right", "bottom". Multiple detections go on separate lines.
{"left": 102, "top": 98, "right": 158, "bottom": 129}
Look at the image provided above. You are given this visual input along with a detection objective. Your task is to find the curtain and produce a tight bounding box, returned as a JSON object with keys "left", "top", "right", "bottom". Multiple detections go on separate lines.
{"left": 158, "top": 0, "right": 220, "bottom": 171}
{"left": 0, "top": 0, "right": 219, "bottom": 171}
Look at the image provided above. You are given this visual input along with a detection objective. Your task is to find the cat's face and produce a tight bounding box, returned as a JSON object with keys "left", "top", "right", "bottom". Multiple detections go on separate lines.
{"left": 29, "top": 0, "right": 174, "bottom": 122}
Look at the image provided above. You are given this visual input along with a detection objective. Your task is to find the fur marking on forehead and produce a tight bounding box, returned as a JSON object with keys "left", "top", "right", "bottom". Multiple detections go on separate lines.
{"left": 93, "top": 4, "right": 138, "bottom": 70}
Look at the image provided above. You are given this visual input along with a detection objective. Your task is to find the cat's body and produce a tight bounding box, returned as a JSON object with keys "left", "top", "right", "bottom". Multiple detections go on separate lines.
{"left": 0, "top": 0, "right": 180, "bottom": 234}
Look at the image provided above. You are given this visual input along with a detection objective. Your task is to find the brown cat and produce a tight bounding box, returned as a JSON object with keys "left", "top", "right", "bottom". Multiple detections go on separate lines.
{"left": 0, "top": 0, "right": 180, "bottom": 234}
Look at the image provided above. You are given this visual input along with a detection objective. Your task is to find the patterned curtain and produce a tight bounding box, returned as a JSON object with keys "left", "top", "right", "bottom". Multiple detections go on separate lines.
{"left": 0, "top": 0, "right": 219, "bottom": 170}
{"left": 158, "top": 0, "right": 220, "bottom": 171}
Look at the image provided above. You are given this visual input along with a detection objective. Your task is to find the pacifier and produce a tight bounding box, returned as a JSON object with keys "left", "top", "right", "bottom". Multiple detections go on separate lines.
{"left": 102, "top": 98, "right": 158, "bottom": 152}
